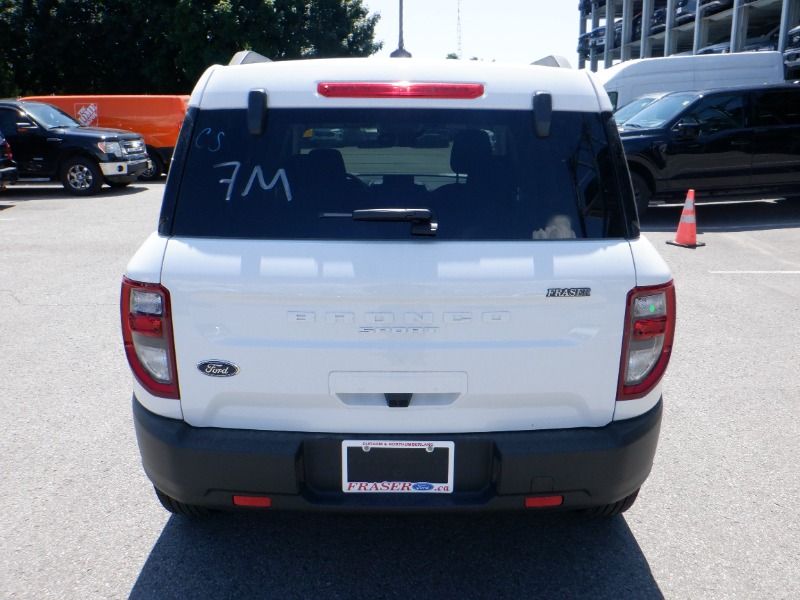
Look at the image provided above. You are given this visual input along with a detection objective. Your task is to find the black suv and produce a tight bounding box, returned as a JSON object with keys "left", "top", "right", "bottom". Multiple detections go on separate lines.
{"left": 619, "top": 85, "right": 800, "bottom": 214}
{"left": 0, "top": 100, "right": 149, "bottom": 195}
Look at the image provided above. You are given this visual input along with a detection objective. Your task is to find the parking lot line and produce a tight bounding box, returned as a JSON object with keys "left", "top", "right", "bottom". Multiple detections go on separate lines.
{"left": 709, "top": 270, "right": 800, "bottom": 274}
{"left": 700, "top": 223, "right": 800, "bottom": 231}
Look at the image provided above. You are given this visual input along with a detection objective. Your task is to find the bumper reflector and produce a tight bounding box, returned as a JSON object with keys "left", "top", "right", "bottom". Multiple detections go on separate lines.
{"left": 233, "top": 495, "right": 272, "bottom": 508}
{"left": 524, "top": 495, "right": 563, "bottom": 508}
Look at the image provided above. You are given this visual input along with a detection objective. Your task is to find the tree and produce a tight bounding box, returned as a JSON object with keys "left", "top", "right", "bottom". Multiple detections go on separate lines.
{"left": 0, "top": 0, "right": 382, "bottom": 96}
{"left": 304, "top": 0, "right": 381, "bottom": 58}
{"left": 0, "top": 0, "right": 18, "bottom": 95}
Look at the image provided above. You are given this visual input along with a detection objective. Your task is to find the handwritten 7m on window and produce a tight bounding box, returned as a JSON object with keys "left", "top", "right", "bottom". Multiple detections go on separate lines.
{"left": 214, "top": 161, "right": 293, "bottom": 202}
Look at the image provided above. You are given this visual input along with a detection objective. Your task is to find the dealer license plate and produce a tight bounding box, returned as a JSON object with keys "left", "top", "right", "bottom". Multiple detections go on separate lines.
{"left": 341, "top": 440, "right": 455, "bottom": 494}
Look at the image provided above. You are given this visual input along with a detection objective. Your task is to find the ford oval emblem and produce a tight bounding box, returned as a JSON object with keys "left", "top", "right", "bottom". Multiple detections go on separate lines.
{"left": 412, "top": 482, "right": 434, "bottom": 491}
{"left": 197, "top": 360, "right": 239, "bottom": 377}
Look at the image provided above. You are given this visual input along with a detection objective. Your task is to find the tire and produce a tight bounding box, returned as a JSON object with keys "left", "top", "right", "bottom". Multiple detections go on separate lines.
{"left": 581, "top": 488, "right": 639, "bottom": 518}
{"left": 630, "top": 172, "right": 652, "bottom": 218}
{"left": 60, "top": 156, "right": 103, "bottom": 196}
{"left": 154, "top": 487, "right": 211, "bottom": 518}
{"left": 139, "top": 152, "right": 163, "bottom": 181}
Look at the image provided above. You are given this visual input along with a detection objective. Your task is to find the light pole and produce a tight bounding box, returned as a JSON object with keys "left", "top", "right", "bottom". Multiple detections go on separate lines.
{"left": 390, "top": 0, "right": 412, "bottom": 58}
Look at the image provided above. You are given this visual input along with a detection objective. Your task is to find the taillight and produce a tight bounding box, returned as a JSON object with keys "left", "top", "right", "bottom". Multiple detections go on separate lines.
{"left": 617, "top": 281, "right": 676, "bottom": 400}
{"left": 317, "top": 82, "right": 485, "bottom": 99}
{"left": 120, "top": 277, "right": 179, "bottom": 399}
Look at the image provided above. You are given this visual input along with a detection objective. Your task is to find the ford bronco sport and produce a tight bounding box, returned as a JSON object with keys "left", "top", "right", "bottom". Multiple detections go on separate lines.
{"left": 122, "top": 55, "right": 675, "bottom": 517}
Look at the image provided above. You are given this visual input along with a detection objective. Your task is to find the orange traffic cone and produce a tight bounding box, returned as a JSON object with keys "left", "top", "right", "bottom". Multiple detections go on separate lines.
{"left": 667, "top": 189, "right": 705, "bottom": 248}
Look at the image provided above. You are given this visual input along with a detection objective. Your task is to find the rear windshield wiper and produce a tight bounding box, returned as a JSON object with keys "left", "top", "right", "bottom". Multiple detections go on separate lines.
{"left": 353, "top": 208, "right": 438, "bottom": 236}
{"left": 323, "top": 208, "right": 438, "bottom": 236}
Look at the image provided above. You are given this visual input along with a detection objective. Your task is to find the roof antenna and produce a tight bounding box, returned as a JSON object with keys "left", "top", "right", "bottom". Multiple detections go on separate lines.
{"left": 390, "top": 0, "right": 412, "bottom": 58}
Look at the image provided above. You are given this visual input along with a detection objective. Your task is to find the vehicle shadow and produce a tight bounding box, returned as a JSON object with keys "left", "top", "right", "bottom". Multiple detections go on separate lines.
{"left": 0, "top": 183, "right": 148, "bottom": 201}
{"left": 641, "top": 197, "right": 800, "bottom": 233}
{"left": 130, "top": 511, "right": 663, "bottom": 599}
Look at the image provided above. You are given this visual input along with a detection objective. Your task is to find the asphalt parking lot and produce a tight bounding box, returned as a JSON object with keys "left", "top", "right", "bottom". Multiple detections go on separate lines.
{"left": 1, "top": 182, "right": 798, "bottom": 599}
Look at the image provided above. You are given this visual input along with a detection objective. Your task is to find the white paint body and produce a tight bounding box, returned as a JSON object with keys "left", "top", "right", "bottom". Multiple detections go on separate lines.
{"left": 190, "top": 58, "right": 613, "bottom": 113}
{"left": 128, "top": 58, "right": 670, "bottom": 434}
{"left": 597, "top": 51, "right": 786, "bottom": 110}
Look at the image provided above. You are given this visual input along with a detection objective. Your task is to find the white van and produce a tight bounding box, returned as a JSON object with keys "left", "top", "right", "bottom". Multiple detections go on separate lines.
{"left": 597, "top": 51, "right": 786, "bottom": 110}
{"left": 122, "top": 55, "right": 675, "bottom": 518}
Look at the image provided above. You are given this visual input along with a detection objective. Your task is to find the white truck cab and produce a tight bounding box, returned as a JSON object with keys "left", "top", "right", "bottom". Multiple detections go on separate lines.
{"left": 122, "top": 55, "right": 675, "bottom": 516}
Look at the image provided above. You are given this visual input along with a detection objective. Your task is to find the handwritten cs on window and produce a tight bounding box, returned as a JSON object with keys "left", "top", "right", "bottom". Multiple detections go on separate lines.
{"left": 214, "top": 161, "right": 293, "bottom": 202}
{"left": 195, "top": 128, "right": 225, "bottom": 152}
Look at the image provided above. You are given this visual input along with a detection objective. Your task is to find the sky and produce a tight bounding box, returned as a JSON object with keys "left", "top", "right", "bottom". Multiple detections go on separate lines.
{"left": 363, "top": 0, "right": 582, "bottom": 67}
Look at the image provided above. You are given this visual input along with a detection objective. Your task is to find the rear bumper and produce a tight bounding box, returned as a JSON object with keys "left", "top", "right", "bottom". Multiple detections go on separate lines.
{"left": 133, "top": 396, "right": 662, "bottom": 512}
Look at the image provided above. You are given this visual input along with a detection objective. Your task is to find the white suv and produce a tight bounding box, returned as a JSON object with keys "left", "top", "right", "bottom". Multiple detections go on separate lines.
{"left": 121, "top": 55, "right": 675, "bottom": 517}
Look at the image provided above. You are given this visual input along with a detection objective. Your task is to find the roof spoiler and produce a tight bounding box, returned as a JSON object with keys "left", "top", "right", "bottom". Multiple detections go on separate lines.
{"left": 229, "top": 50, "right": 272, "bottom": 66}
{"left": 530, "top": 55, "right": 572, "bottom": 69}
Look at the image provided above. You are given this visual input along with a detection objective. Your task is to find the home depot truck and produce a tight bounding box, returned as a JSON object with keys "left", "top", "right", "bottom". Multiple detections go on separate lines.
{"left": 22, "top": 95, "right": 188, "bottom": 179}
{"left": 121, "top": 54, "right": 675, "bottom": 517}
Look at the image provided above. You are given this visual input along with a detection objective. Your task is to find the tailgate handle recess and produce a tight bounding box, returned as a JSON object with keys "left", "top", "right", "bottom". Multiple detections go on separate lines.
{"left": 385, "top": 393, "right": 412, "bottom": 408}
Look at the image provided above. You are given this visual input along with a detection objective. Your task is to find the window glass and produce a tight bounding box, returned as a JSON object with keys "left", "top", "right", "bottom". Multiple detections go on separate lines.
{"left": 622, "top": 92, "right": 698, "bottom": 130}
{"left": 681, "top": 93, "right": 745, "bottom": 135}
{"left": 21, "top": 102, "right": 78, "bottom": 129}
{"left": 752, "top": 90, "right": 800, "bottom": 127}
{"left": 614, "top": 95, "right": 660, "bottom": 125}
{"left": 168, "top": 108, "right": 630, "bottom": 240}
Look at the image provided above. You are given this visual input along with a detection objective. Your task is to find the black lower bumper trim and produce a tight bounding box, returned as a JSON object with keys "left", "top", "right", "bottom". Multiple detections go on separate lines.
{"left": 133, "top": 397, "right": 662, "bottom": 512}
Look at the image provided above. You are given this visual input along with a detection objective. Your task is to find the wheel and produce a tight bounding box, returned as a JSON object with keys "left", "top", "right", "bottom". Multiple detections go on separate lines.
{"left": 139, "top": 152, "right": 164, "bottom": 181}
{"left": 581, "top": 488, "right": 639, "bottom": 518}
{"left": 630, "top": 172, "right": 652, "bottom": 218}
{"left": 60, "top": 156, "right": 103, "bottom": 196}
{"left": 154, "top": 487, "right": 211, "bottom": 518}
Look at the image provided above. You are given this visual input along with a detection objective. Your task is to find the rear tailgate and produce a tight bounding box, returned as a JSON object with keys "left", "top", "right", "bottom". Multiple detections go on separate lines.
{"left": 162, "top": 238, "right": 635, "bottom": 434}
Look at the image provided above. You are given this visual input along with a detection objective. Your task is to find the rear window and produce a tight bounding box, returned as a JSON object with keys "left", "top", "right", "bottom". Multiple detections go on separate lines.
{"left": 165, "top": 108, "right": 633, "bottom": 240}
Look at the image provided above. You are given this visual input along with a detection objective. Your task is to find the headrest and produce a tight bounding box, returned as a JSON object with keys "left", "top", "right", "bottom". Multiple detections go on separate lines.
{"left": 450, "top": 129, "right": 493, "bottom": 174}
{"left": 308, "top": 148, "right": 346, "bottom": 179}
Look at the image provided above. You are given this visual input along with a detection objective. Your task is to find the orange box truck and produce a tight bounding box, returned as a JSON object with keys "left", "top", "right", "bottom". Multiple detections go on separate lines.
{"left": 20, "top": 95, "right": 189, "bottom": 179}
